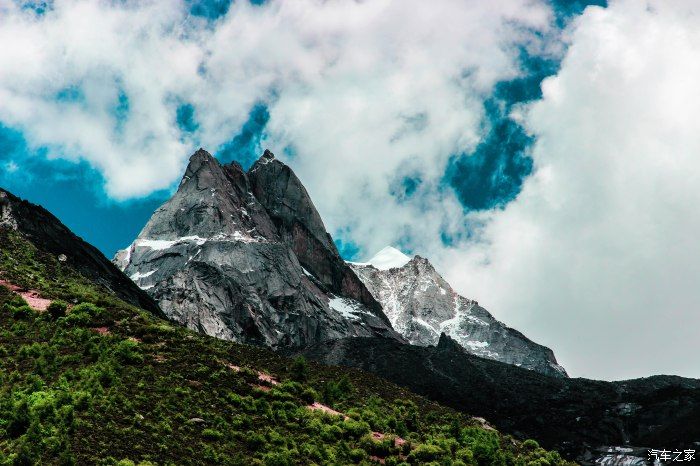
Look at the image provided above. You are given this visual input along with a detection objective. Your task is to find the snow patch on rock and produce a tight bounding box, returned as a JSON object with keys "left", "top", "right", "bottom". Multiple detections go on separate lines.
{"left": 351, "top": 246, "right": 411, "bottom": 271}
{"left": 328, "top": 296, "right": 370, "bottom": 321}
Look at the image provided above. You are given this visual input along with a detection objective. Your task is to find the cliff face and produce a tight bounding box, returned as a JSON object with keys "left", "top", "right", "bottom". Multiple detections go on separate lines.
{"left": 248, "top": 150, "right": 386, "bottom": 321}
{"left": 115, "top": 149, "right": 400, "bottom": 349}
{"left": 350, "top": 248, "right": 567, "bottom": 377}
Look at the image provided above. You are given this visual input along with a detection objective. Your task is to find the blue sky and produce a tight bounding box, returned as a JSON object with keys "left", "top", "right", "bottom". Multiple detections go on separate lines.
{"left": 10, "top": 0, "right": 700, "bottom": 381}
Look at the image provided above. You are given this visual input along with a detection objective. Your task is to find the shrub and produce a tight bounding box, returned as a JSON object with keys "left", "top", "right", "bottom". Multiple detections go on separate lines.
{"left": 456, "top": 447, "right": 476, "bottom": 465}
{"left": 113, "top": 340, "right": 143, "bottom": 364}
{"left": 201, "top": 429, "right": 223, "bottom": 441}
{"left": 522, "top": 439, "right": 540, "bottom": 450}
{"left": 11, "top": 305, "right": 34, "bottom": 320}
{"left": 262, "top": 449, "right": 296, "bottom": 466}
{"left": 47, "top": 300, "right": 68, "bottom": 320}
{"left": 300, "top": 387, "right": 317, "bottom": 404}
{"left": 62, "top": 302, "right": 102, "bottom": 326}
{"left": 290, "top": 356, "right": 309, "bottom": 382}
{"left": 349, "top": 448, "right": 366, "bottom": 463}
{"left": 71, "top": 302, "right": 102, "bottom": 317}
{"left": 322, "top": 376, "right": 353, "bottom": 404}
{"left": 342, "top": 419, "right": 371, "bottom": 439}
{"left": 5, "top": 293, "right": 28, "bottom": 308}
{"left": 245, "top": 431, "right": 267, "bottom": 449}
{"left": 408, "top": 444, "right": 445, "bottom": 463}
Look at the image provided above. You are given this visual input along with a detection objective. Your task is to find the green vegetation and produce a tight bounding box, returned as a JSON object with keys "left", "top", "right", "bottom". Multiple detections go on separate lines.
{"left": 0, "top": 229, "right": 574, "bottom": 465}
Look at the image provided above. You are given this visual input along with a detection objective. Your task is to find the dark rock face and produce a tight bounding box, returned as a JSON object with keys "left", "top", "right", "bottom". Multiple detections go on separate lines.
{"left": 350, "top": 251, "right": 566, "bottom": 377}
{"left": 115, "top": 149, "right": 401, "bottom": 349}
{"left": 0, "top": 189, "right": 162, "bottom": 317}
{"left": 248, "top": 150, "right": 385, "bottom": 320}
{"left": 301, "top": 335, "right": 700, "bottom": 463}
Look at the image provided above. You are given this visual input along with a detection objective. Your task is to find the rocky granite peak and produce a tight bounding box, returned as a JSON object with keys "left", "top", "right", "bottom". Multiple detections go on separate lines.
{"left": 349, "top": 247, "right": 567, "bottom": 377}
{"left": 248, "top": 150, "right": 385, "bottom": 319}
{"left": 115, "top": 150, "right": 400, "bottom": 349}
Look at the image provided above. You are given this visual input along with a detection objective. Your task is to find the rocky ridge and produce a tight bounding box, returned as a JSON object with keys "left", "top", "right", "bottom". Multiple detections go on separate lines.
{"left": 350, "top": 247, "right": 567, "bottom": 377}
{"left": 115, "top": 149, "right": 401, "bottom": 349}
{"left": 0, "top": 189, "right": 162, "bottom": 316}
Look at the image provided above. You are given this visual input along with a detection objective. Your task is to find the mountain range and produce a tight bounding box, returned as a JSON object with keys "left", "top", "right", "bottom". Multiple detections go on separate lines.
{"left": 1, "top": 148, "right": 699, "bottom": 464}
{"left": 115, "top": 149, "right": 564, "bottom": 378}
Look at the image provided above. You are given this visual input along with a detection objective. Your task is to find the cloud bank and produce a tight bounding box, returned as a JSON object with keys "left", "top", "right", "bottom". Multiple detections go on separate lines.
{"left": 0, "top": 0, "right": 550, "bottom": 198}
{"left": 0, "top": 0, "right": 553, "bottom": 259}
{"left": 446, "top": 0, "right": 700, "bottom": 379}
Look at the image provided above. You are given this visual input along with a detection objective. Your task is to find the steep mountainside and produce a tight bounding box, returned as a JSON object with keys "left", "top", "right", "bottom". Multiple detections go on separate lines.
{"left": 115, "top": 149, "right": 400, "bottom": 349}
{"left": 0, "top": 204, "right": 573, "bottom": 465}
{"left": 350, "top": 247, "right": 566, "bottom": 377}
{"left": 302, "top": 334, "right": 700, "bottom": 463}
{"left": 0, "top": 189, "right": 161, "bottom": 317}
{"left": 248, "top": 151, "right": 382, "bottom": 315}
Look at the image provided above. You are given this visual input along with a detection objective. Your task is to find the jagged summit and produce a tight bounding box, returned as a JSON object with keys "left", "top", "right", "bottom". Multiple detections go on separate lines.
{"left": 349, "top": 249, "right": 567, "bottom": 377}
{"left": 115, "top": 149, "right": 399, "bottom": 348}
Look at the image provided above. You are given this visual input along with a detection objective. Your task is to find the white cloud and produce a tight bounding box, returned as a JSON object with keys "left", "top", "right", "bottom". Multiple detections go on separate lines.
{"left": 441, "top": 0, "right": 700, "bottom": 380}
{"left": 0, "top": 0, "right": 551, "bottom": 202}
{"left": 0, "top": 1, "right": 207, "bottom": 197}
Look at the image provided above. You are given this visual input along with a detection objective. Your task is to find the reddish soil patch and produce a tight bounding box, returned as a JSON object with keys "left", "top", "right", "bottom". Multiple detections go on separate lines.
{"left": 0, "top": 279, "right": 21, "bottom": 292}
{"left": 307, "top": 402, "right": 350, "bottom": 420}
{"left": 92, "top": 327, "right": 111, "bottom": 335}
{"left": 257, "top": 371, "right": 279, "bottom": 385}
{"left": 370, "top": 432, "right": 406, "bottom": 447}
{"left": 223, "top": 362, "right": 241, "bottom": 372}
{"left": 0, "top": 279, "right": 52, "bottom": 311}
{"left": 394, "top": 436, "right": 407, "bottom": 447}
{"left": 22, "top": 293, "right": 52, "bottom": 311}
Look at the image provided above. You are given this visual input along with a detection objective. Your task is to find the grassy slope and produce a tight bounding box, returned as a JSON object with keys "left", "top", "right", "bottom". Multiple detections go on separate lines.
{"left": 0, "top": 229, "right": 573, "bottom": 466}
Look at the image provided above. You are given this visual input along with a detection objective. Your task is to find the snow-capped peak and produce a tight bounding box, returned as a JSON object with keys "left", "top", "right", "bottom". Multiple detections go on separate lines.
{"left": 362, "top": 246, "right": 412, "bottom": 270}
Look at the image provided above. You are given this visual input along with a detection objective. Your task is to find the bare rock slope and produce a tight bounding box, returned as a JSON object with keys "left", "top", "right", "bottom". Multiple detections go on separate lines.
{"left": 350, "top": 246, "right": 567, "bottom": 377}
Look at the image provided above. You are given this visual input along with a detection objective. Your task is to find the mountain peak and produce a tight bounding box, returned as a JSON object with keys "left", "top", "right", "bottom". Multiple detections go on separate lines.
{"left": 349, "top": 245, "right": 568, "bottom": 377}
{"left": 366, "top": 246, "right": 412, "bottom": 270}
{"left": 247, "top": 149, "right": 387, "bottom": 316}
{"left": 182, "top": 148, "right": 219, "bottom": 184}
{"left": 188, "top": 148, "right": 216, "bottom": 167}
